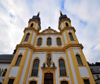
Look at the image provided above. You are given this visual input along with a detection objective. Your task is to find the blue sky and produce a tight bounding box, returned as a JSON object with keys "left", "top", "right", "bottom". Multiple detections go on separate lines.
{"left": 0, "top": 0, "right": 100, "bottom": 63}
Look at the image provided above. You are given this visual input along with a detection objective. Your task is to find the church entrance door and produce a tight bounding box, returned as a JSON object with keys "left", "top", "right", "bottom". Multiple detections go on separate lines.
{"left": 44, "top": 73, "right": 53, "bottom": 84}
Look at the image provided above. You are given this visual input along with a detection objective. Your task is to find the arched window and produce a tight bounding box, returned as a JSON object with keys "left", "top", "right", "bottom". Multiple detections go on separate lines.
{"left": 76, "top": 55, "right": 83, "bottom": 65}
{"left": 57, "top": 37, "right": 61, "bottom": 46}
{"left": 69, "top": 33, "right": 74, "bottom": 41}
{"left": 47, "top": 38, "right": 51, "bottom": 45}
{"left": 2, "top": 69, "right": 7, "bottom": 76}
{"left": 31, "top": 59, "right": 39, "bottom": 76}
{"left": 15, "top": 55, "right": 22, "bottom": 65}
{"left": 37, "top": 38, "right": 42, "bottom": 46}
{"left": 30, "top": 81, "right": 37, "bottom": 84}
{"left": 31, "top": 23, "right": 34, "bottom": 27}
{"left": 61, "top": 81, "right": 68, "bottom": 84}
{"left": 59, "top": 59, "right": 67, "bottom": 76}
{"left": 66, "top": 23, "right": 68, "bottom": 27}
{"left": 25, "top": 33, "right": 30, "bottom": 41}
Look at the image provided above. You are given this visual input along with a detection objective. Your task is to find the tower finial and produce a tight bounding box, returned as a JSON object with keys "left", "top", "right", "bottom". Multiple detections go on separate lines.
{"left": 37, "top": 12, "right": 40, "bottom": 16}
{"left": 60, "top": 10, "right": 62, "bottom": 16}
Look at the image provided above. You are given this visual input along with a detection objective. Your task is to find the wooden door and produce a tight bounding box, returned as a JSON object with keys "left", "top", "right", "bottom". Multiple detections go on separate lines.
{"left": 44, "top": 73, "right": 53, "bottom": 84}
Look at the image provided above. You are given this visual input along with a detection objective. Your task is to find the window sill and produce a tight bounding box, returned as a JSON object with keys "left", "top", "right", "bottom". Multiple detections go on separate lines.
{"left": 29, "top": 76, "right": 39, "bottom": 77}
{"left": 78, "top": 65, "right": 86, "bottom": 67}
{"left": 59, "top": 76, "right": 69, "bottom": 77}
{"left": 12, "top": 65, "right": 20, "bottom": 67}
{"left": 37, "top": 45, "right": 42, "bottom": 47}
{"left": 47, "top": 45, "right": 51, "bottom": 47}
{"left": 57, "top": 45, "right": 62, "bottom": 47}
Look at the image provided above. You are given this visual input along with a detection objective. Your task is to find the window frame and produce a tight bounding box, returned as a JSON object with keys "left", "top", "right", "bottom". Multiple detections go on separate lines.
{"left": 24, "top": 33, "right": 30, "bottom": 41}
{"left": 82, "top": 77, "right": 91, "bottom": 84}
{"left": 37, "top": 37, "right": 42, "bottom": 46}
{"left": 14, "top": 53, "right": 23, "bottom": 66}
{"left": 30, "top": 23, "right": 34, "bottom": 27}
{"left": 29, "top": 22, "right": 35, "bottom": 28}
{"left": 30, "top": 57, "right": 40, "bottom": 77}
{"left": 28, "top": 79, "right": 38, "bottom": 84}
{"left": 68, "top": 32, "right": 74, "bottom": 41}
{"left": 76, "top": 54, "right": 83, "bottom": 66}
{"left": 65, "top": 22, "right": 69, "bottom": 27}
{"left": 56, "top": 37, "right": 62, "bottom": 46}
{"left": 58, "top": 57, "right": 68, "bottom": 77}
{"left": 59, "top": 79, "right": 69, "bottom": 84}
{"left": 46, "top": 37, "right": 52, "bottom": 46}
{"left": 7, "top": 77, "right": 15, "bottom": 84}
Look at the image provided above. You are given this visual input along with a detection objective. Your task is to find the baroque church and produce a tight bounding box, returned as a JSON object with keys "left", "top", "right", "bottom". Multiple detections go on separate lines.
{"left": 0, "top": 12, "right": 95, "bottom": 84}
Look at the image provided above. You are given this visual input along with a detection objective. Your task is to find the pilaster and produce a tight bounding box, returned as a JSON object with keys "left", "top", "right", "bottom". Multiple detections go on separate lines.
{"left": 14, "top": 47, "right": 29, "bottom": 84}
{"left": 69, "top": 47, "right": 84, "bottom": 84}
{"left": 79, "top": 48, "right": 95, "bottom": 84}
{"left": 23, "top": 49, "right": 33, "bottom": 84}
{"left": 65, "top": 49, "right": 75, "bottom": 84}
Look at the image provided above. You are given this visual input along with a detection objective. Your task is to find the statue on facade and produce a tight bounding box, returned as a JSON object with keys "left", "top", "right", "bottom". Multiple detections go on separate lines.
{"left": 0, "top": 68, "right": 3, "bottom": 76}
{"left": 47, "top": 54, "right": 51, "bottom": 67}
{"left": 43, "top": 63, "right": 45, "bottom": 68}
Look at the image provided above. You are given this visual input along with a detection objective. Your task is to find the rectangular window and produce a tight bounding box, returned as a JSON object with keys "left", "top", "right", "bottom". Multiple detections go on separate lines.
{"left": 57, "top": 38, "right": 61, "bottom": 45}
{"left": 47, "top": 38, "right": 51, "bottom": 45}
{"left": 96, "top": 75, "right": 99, "bottom": 79}
{"left": 83, "top": 79, "right": 90, "bottom": 84}
{"left": 8, "top": 79, "right": 14, "bottom": 84}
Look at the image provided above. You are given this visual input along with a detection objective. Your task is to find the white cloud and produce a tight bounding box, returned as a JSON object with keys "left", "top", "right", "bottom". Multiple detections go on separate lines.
{"left": 0, "top": 0, "right": 100, "bottom": 63}
{"left": 64, "top": 0, "right": 100, "bottom": 63}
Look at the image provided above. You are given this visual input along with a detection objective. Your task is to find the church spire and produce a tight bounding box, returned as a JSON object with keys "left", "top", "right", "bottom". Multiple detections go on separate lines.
{"left": 37, "top": 12, "right": 40, "bottom": 16}
{"left": 60, "top": 10, "right": 62, "bottom": 16}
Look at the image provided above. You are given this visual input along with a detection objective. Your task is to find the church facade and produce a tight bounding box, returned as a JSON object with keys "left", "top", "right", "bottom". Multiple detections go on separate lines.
{"left": 0, "top": 12, "right": 95, "bottom": 84}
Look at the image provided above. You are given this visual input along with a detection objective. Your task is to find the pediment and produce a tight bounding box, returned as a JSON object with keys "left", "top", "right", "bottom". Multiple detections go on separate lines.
{"left": 40, "top": 28, "right": 59, "bottom": 34}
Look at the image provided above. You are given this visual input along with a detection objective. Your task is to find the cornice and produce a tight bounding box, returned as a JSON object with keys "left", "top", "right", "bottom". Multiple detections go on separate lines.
{"left": 16, "top": 44, "right": 35, "bottom": 51}
{"left": 41, "top": 67, "right": 57, "bottom": 70}
{"left": 41, "top": 28, "right": 59, "bottom": 33}
{"left": 24, "top": 27, "right": 39, "bottom": 33}
{"left": 16, "top": 43, "right": 83, "bottom": 52}
{"left": 38, "top": 33, "right": 61, "bottom": 35}
{"left": 59, "top": 18, "right": 71, "bottom": 24}
{"left": 60, "top": 27, "right": 76, "bottom": 33}
{"left": 28, "top": 19, "right": 40, "bottom": 24}
{"left": 63, "top": 43, "right": 83, "bottom": 50}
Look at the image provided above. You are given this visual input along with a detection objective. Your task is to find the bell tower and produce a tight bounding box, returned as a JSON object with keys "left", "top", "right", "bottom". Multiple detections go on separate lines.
{"left": 59, "top": 11, "right": 79, "bottom": 45}
{"left": 59, "top": 11, "right": 95, "bottom": 84}
{"left": 3, "top": 13, "right": 41, "bottom": 84}
{"left": 20, "top": 12, "right": 41, "bottom": 46}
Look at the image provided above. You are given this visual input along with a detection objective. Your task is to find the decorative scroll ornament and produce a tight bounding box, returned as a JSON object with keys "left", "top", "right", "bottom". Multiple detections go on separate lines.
{"left": 0, "top": 68, "right": 5, "bottom": 76}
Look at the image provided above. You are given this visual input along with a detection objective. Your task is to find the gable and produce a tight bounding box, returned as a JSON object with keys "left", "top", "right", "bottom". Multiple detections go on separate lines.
{"left": 40, "top": 28, "right": 59, "bottom": 34}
